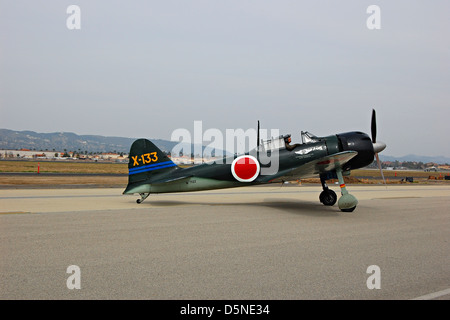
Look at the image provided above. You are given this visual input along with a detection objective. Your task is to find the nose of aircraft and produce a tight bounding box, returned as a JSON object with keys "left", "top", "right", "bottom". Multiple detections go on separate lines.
{"left": 373, "top": 141, "right": 386, "bottom": 154}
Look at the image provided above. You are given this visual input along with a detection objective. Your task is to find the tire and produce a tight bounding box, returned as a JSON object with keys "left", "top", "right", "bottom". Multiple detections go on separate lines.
{"left": 319, "top": 189, "right": 337, "bottom": 206}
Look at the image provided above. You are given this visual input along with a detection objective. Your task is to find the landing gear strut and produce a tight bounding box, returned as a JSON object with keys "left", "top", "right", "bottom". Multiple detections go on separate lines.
{"left": 136, "top": 193, "right": 150, "bottom": 204}
{"left": 335, "top": 169, "right": 358, "bottom": 212}
{"left": 320, "top": 171, "right": 358, "bottom": 212}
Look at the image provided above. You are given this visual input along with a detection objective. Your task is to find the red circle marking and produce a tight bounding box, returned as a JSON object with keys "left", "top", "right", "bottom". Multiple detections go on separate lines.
{"left": 235, "top": 157, "right": 257, "bottom": 179}
{"left": 231, "top": 155, "right": 260, "bottom": 182}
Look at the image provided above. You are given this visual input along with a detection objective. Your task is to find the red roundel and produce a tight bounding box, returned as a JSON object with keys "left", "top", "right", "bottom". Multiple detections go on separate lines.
{"left": 231, "top": 155, "right": 260, "bottom": 182}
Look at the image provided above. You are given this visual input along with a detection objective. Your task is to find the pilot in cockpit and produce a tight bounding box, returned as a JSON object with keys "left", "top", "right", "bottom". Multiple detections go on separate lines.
{"left": 284, "top": 134, "right": 299, "bottom": 151}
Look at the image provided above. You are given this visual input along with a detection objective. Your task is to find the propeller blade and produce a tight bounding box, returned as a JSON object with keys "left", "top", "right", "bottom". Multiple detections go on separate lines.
{"left": 370, "top": 109, "right": 386, "bottom": 187}
{"left": 371, "top": 109, "right": 377, "bottom": 143}
{"left": 375, "top": 153, "right": 387, "bottom": 188}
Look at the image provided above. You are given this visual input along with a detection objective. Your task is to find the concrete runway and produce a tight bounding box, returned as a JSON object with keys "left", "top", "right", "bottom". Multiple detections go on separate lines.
{"left": 1, "top": 184, "right": 449, "bottom": 300}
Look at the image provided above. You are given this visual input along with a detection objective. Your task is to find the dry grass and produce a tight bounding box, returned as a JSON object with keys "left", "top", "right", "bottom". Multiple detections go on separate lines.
{"left": 0, "top": 160, "right": 128, "bottom": 187}
{"left": 351, "top": 169, "right": 448, "bottom": 179}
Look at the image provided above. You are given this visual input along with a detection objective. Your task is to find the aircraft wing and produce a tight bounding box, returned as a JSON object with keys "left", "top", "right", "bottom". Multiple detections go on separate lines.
{"left": 258, "top": 151, "right": 358, "bottom": 183}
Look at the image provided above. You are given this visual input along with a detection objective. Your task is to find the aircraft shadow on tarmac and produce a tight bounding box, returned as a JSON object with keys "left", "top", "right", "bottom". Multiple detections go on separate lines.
{"left": 135, "top": 198, "right": 343, "bottom": 217}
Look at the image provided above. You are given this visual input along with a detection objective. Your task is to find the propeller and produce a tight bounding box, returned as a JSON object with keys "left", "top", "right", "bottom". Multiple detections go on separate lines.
{"left": 371, "top": 109, "right": 387, "bottom": 186}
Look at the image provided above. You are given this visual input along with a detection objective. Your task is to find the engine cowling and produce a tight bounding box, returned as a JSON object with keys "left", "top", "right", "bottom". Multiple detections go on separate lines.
{"left": 337, "top": 131, "right": 375, "bottom": 171}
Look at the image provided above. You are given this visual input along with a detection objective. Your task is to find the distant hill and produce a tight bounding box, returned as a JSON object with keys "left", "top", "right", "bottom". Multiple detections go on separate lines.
{"left": 379, "top": 154, "right": 450, "bottom": 165}
{"left": 0, "top": 129, "right": 177, "bottom": 153}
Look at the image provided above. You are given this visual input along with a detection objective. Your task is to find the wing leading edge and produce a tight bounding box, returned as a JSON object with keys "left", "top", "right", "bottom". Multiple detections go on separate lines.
{"left": 258, "top": 151, "right": 358, "bottom": 183}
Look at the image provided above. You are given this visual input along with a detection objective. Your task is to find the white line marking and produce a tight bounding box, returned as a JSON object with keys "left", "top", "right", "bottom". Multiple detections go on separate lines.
{"left": 411, "top": 288, "right": 450, "bottom": 300}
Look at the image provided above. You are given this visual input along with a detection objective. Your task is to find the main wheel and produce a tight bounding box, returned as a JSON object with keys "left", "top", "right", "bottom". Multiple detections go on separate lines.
{"left": 319, "top": 189, "right": 337, "bottom": 206}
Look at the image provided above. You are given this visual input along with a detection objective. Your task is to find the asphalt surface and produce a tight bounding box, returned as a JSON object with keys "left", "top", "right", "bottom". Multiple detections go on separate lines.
{"left": 0, "top": 185, "right": 449, "bottom": 300}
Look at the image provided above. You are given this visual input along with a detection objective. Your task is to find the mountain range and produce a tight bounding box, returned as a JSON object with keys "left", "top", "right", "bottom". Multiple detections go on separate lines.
{"left": 0, "top": 129, "right": 174, "bottom": 154}
{"left": 378, "top": 154, "right": 450, "bottom": 165}
{"left": 1, "top": 129, "right": 449, "bottom": 164}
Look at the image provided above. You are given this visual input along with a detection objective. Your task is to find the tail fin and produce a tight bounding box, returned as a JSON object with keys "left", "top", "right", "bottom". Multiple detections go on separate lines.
{"left": 126, "top": 138, "right": 178, "bottom": 188}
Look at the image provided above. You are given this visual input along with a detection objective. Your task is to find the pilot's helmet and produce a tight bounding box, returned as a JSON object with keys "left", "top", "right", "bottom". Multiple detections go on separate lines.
{"left": 284, "top": 134, "right": 291, "bottom": 143}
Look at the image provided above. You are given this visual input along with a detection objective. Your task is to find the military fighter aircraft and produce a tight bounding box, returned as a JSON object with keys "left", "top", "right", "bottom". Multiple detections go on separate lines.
{"left": 123, "top": 110, "right": 386, "bottom": 212}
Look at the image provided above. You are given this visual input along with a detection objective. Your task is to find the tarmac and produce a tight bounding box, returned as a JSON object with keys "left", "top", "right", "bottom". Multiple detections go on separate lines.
{"left": 0, "top": 184, "right": 449, "bottom": 300}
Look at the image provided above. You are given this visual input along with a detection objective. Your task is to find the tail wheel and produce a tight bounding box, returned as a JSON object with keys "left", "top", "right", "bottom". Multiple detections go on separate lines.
{"left": 319, "top": 189, "right": 337, "bottom": 206}
{"left": 137, "top": 193, "right": 150, "bottom": 204}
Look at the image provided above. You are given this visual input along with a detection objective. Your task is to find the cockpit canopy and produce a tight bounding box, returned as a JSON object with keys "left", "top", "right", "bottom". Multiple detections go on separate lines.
{"left": 259, "top": 131, "right": 322, "bottom": 151}
{"left": 261, "top": 135, "right": 289, "bottom": 151}
{"left": 300, "top": 131, "right": 322, "bottom": 144}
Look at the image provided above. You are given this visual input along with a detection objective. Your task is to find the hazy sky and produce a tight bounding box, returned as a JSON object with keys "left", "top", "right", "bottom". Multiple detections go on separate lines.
{"left": 1, "top": 1, "right": 449, "bottom": 157}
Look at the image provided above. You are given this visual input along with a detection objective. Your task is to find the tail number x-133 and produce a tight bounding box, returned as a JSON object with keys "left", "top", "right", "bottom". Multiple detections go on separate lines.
{"left": 132, "top": 152, "right": 158, "bottom": 166}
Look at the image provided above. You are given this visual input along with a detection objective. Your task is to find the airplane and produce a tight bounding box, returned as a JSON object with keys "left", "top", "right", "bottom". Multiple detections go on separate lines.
{"left": 123, "top": 110, "right": 386, "bottom": 212}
